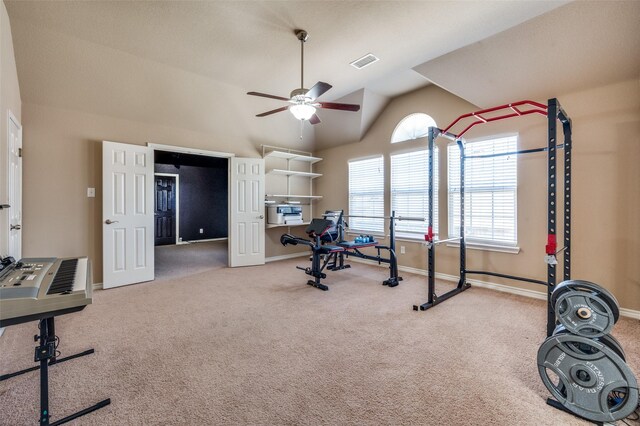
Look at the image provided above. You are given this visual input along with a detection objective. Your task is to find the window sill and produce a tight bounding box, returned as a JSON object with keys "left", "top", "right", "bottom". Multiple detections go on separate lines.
{"left": 395, "top": 233, "right": 431, "bottom": 243}
{"left": 446, "top": 241, "right": 520, "bottom": 254}
{"left": 347, "top": 231, "right": 386, "bottom": 238}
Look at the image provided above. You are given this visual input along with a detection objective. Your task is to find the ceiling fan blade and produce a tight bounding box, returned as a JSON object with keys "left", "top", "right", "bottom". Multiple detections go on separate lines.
{"left": 256, "top": 106, "right": 289, "bottom": 117}
{"left": 305, "top": 82, "right": 332, "bottom": 101}
{"left": 309, "top": 114, "right": 321, "bottom": 125}
{"left": 317, "top": 102, "right": 361, "bottom": 112}
{"left": 247, "top": 91, "right": 290, "bottom": 102}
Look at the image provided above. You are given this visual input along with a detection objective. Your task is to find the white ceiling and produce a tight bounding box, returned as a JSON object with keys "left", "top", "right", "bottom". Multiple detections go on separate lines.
{"left": 5, "top": 1, "right": 638, "bottom": 150}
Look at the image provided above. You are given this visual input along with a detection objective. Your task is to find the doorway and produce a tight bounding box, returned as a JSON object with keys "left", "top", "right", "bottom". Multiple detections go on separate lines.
{"left": 154, "top": 173, "right": 179, "bottom": 246}
{"left": 153, "top": 149, "right": 229, "bottom": 281}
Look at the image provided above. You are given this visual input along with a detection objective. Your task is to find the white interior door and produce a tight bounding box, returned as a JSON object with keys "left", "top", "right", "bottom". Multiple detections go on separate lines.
{"left": 229, "top": 157, "right": 265, "bottom": 267}
{"left": 102, "top": 141, "right": 154, "bottom": 288}
{"left": 7, "top": 113, "right": 22, "bottom": 260}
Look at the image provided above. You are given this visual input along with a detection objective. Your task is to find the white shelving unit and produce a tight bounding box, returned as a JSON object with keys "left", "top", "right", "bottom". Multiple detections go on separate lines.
{"left": 262, "top": 145, "right": 323, "bottom": 229}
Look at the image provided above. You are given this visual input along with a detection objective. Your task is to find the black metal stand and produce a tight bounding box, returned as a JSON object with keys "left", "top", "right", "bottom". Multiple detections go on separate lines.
{"left": 0, "top": 317, "right": 111, "bottom": 425}
{"left": 546, "top": 398, "right": 603, "bottom": 426}
{"left": 414, "top": 99, "right": 573, "bottom": 336}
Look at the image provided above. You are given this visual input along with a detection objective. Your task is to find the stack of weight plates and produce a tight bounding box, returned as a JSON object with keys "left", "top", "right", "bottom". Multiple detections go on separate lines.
{"left": 537, "top": 280, "right": 638, "bottom": 422}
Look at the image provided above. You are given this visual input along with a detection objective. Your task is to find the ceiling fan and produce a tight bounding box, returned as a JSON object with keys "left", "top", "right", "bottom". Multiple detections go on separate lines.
{"left": 247, "top": 29, "right": 361, "bottom": 125}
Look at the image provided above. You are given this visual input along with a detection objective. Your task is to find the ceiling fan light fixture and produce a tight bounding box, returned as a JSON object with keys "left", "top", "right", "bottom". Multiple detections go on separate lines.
{"left": 290, "top": 103, "right": 316, "bottom": 121}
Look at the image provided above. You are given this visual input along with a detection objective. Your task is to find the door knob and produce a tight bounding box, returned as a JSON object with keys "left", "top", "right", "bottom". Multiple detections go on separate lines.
{"left": 258, "top": 215, "right": 264, "bottom": 219}
{"left": 10, "top": 224, "right": 21, "bottom": 230}
{"left": 105, "top": 219, "right": 119, "bottom": 225}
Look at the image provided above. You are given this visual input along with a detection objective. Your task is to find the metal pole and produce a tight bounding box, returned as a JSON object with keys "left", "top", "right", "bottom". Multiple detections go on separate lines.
{"left": 463, "top": 144, "right": 565, "bottom": 160}
{"left": 546, "top": 99, "right": 558, "bottom": 337}
{"left": 458, "top": 139, "right": 467, "bottom": 289}
{"left": 562, "top": 114, "right": 572, "bottom": 282}
{"left": 39, "top": 319, "right": 51, "bottom": 425}
{"left": 427, "top": 128, "right": 436, "bottom": 305}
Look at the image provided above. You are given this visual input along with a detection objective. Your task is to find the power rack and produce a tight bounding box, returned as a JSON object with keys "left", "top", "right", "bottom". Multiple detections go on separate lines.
{"left": 413, "top": 98, "right": 572, "bottom": 338}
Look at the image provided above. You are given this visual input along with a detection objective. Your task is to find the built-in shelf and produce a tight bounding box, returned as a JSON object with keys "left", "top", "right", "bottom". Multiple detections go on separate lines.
{"left": 264, "top": 150, "right": 322, "bottom": 164}
{"left": 266, "top": 222, "right": 310, "bottom": 229}
{"left": 268, "top": 169, "right": 322, "bottom": 179}
{"left": 266, "top": 194, "right": 323, "bottom": 200}
{"left": 262, "top": 145, "right": 321, "bottom": 229}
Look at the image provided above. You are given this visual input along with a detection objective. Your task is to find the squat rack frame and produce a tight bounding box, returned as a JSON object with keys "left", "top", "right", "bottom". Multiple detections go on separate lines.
{"left": 413, "top": 98, "right": 572, "bottom": 337}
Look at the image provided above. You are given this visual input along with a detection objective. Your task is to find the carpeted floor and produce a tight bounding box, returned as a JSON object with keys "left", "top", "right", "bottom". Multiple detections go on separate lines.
{"left": 1, "top": 255, "right": 638, "bottom": 425}
{"left": 154, "top": 240, "right": 227, "bottom": 281}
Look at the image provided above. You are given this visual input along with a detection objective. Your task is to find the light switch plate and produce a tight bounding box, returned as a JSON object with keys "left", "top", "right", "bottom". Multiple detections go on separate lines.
{"left": 87, "top": 188, "right": 96, "bottom": 197}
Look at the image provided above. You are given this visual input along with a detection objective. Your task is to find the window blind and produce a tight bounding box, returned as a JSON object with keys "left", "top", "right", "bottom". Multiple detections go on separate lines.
{"left": 390, "top": 149, "right": 438, "bottom": 236}
{"left": 448, "top": 135, "right": 517, "bottom": 245}
{"left": 348, "top": 156, "right": 384, "bottom": 233}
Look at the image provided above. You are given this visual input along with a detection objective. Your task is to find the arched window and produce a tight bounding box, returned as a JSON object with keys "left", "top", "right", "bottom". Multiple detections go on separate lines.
{"left": 391, "top": 113, "right": 437, "bottom": 143}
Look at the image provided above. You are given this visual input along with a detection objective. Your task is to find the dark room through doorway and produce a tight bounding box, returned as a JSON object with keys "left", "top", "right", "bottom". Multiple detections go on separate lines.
{"left": 153, "top": 150, "right": 229, "bottom": 281}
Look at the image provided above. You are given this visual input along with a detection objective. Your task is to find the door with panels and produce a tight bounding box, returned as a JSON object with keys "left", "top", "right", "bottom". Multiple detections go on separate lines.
{"left": 229, "top": 158, "right": 265, "bottom": 267}
{"left": 102, "top": 141, "right": 154, "bottom": 288}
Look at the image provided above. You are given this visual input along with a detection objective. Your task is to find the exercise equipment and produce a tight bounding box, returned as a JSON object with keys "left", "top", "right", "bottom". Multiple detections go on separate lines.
{"left": 553, "top": 325, "right": 626, "bottom": 361}
{"left": 413, "top": 99, "right": 573, "bottom": 340}
{"left": 551, "top": 280, "right": 620, "bottom": 338}
{"left": 538, "top": 279, "right": 637, "bottom": 424}
{"left": 537, "top": 332, "right": 638, "bottom": 422}
{"left": 280, "top": 210, "right": 409, "bottom": 290}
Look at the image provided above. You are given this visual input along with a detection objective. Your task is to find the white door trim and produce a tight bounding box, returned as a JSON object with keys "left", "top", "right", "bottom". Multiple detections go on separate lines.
{"left": 147, "top": 143, "right": 235, "bottom": 159}
{"left": 6, "top": 111, "right": 22, "bottom": 259}
{"left": 154, "top": 173, "right": 180, "bottom": 244}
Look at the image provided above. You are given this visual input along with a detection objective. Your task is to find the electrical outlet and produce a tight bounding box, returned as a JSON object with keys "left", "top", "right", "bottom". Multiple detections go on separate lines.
{"left": 199, "top": 228, "right": 204, "bottom": 234}
{"left": 87, "top": 188, "right": 95, "bottom": 198}
{"left": 400, "top": 246, "right": 405, "bottom": 254}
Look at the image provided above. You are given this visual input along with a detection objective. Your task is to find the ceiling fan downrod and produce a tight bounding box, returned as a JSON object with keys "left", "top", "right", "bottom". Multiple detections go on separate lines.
{"left": 295, "top": 29, "right": 308, "bottom": 93}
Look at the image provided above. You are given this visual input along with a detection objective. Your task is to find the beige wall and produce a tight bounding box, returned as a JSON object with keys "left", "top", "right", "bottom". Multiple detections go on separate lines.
{"left": 315, "top": 80, "right": 640, "bottom": 311}
{"left": 0, "top": 1, "right": 21, "bottom": 254}
{"left": 20, "top": 102, "right": 309, "bottom": 283}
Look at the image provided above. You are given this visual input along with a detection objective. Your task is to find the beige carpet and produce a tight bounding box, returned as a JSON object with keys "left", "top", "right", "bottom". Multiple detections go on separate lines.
{"left": 1, "top": 258, "right": 638, "bottom": 425}
{"left": 154, "top": 240, "right": 227, "bottom": 281}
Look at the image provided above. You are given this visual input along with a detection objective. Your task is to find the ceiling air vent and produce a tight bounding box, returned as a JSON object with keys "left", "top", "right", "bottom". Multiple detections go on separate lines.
{"left": 350, "top": 53, "right": 379, "bottom": 70}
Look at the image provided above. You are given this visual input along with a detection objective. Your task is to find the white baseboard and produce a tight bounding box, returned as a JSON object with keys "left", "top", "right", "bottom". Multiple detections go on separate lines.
{"left": 93, "top": 282, "right": 103, "bottom": 291}
{"left": 348, "top": 258, "right": 640, "bottom": 319}
{"left": 265, "top": 252, "right": 308, "bottom": 263}
{"left": 619, "top": 308, "right": 640, "bottom": 320}
{"left": 0, "top": 327, "right": 4, "bottom": 338}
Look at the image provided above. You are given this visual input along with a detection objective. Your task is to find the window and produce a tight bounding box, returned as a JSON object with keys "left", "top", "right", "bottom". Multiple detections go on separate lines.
{"left": 448, "top": 135, "right": 517, "bottom": 246}
{"left": 348, "top": 156, "right": 384, "bottom": 233}
{"left": 391, "top": 113, "right": 437, "bottom": 143}
{"left": 390, "top": 149, "right": 439, "bottom": 237}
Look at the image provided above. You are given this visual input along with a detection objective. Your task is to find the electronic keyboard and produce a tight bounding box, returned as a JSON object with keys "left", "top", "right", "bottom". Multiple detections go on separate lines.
{"left": 0, "top": 257, "right": 92, "bottom": 327}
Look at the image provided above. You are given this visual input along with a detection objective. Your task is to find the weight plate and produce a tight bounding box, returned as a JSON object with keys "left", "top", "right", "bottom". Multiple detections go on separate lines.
{"left": 553, "top": 325, "right": 626, "bottom": 361}
{"left": 555, "top": 290, "right": 616, "bottom": 338}
{"left": 537, "top": 333, "right": 638, "bottom": 422}
{"left": 551, "top": 280, "right": 620, "bottom": 323}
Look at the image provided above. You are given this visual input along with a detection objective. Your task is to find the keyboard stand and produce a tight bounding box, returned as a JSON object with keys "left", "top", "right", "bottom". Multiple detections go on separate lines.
{"left": 0, "top": 317, "right": 111, "bottom": 425}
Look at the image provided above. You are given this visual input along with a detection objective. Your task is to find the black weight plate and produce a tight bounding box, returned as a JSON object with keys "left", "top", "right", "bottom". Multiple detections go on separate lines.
{"left": 555, "top": 290, "right": 616, "bottom": 338}
{"left": 551, "top": 280, "right": 620, "bottom": 323}
{"left": 553, "top": 325, "right": 626, "bottom": 361}
{"left": 537, "top": 333, "right": 638, "bottom": 422}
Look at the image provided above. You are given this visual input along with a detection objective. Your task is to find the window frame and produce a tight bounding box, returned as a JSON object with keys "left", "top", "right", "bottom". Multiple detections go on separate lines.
{"left": 391, "top": 113, "right": 437, "bottom": 144}
{"left": 347, "top": 155, "right": 385, "bottom": 235}
{"left": 447, "top": 134, "right": 519, "bottom": 250}
{"left": 390, "top": 147, "right": 439, "bottom": 240}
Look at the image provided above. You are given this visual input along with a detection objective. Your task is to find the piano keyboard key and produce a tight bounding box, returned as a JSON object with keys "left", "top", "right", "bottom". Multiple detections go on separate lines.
{"left": 47, "top": 259, "right": 78, "bottom": 294}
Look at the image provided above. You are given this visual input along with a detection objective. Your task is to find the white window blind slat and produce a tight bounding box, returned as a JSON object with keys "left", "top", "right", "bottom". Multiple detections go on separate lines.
{"left": 390, "top": 149, "right": 439, "bottom": 236}
{"left": 448, "top": 135, "right": 517, "bottom": 245}
{"left": 349, "top": 156, "right": 384, "bottom": 233}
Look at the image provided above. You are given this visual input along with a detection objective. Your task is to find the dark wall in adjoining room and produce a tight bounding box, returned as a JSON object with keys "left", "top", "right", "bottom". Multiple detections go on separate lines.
{"left": 155, "top": 151, "right": 228, "bottom": 242}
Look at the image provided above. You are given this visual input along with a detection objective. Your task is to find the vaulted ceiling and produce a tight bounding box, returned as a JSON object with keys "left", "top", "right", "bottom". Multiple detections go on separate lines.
{"left": 5, "top": 1, "right": 639, "bottom": 150}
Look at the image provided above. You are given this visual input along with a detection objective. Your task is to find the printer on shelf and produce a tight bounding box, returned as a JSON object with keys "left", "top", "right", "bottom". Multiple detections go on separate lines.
{"left": 268, "top": 204, "right": 303, "bottom": 225}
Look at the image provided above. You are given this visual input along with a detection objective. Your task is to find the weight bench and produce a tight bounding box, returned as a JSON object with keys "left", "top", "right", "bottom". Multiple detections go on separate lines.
{"left": 280, "top": 215, "right": 402, "bottom": 290}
